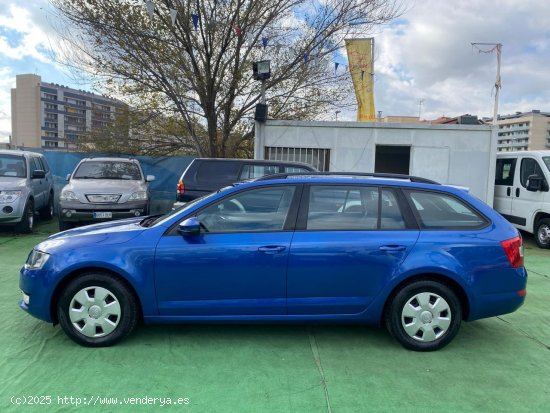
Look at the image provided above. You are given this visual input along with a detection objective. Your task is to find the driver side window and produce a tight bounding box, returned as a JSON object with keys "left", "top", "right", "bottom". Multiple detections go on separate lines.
{"left": 196, "top": 186, "right": 296, "bottom": 233}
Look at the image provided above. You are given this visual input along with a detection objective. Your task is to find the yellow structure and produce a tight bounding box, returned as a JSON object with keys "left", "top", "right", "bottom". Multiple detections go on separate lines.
{"left": 345, "top": 38, "right": 375, "bottom": 122}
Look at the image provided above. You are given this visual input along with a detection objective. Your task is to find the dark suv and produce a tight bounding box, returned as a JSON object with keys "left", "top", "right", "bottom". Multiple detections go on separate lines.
{"left": 176, "top": 158, "right": 316, "bottom": 203}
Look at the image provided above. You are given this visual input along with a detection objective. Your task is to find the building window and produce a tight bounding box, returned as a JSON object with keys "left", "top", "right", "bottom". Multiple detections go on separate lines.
{"left": 44, "top": 141, "right": 59, "bottom": 148}
{"left": 265, "top": 146, "right": 330, "bottom": 171}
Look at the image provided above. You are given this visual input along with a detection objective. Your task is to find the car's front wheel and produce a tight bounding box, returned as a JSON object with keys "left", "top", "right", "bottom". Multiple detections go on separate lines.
{"left": 14, "top": 199, "right": 34, "bottom": 233}
{"left": 386, "top": 280, "right": 462, "bottom": 351}
{"left": 57, "top": 273, "right": 139, "bottom": 347}
{"left": 535, "top": 218, "right": 550, "bottom": 249}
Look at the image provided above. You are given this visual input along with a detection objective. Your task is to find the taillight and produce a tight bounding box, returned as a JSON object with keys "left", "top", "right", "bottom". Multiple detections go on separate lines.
{"left": 176, "top": 180, "right": 185, "bottom": 195}
{"left": 500, "top": 235, "right": 524, "bottom": 268}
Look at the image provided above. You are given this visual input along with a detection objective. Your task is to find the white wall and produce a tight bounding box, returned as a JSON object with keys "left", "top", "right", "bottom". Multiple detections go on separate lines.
{"left": 259, "top": 120, "right": 495, "bottom": 205}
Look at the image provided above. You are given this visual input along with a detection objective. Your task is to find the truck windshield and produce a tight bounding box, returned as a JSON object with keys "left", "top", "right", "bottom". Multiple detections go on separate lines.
{"left": 0, "top": 154, "right": 27, "bottom": 178}
{"left": 74, "top": 161, "right": 142, "bottom": 180}
{"left": 543, "top": 157, "right": 550, "bottom": 173}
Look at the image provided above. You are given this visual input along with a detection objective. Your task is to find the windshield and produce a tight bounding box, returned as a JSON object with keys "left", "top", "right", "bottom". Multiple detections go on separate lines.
{"left": 73, "top": 161, "right": 142, "bottom": 180}
{"left": 0, "top": 155, "right": 27, "bottom": 178}
{"left": 543, "top": 157, "right": 550, "bottom": 173}
{"left": 145, "top": 186, "right": 233, "bottom": 227}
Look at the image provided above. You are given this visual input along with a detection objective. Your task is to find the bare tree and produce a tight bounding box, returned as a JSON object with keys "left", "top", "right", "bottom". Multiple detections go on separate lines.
{"left": 51, "top": 0, "right": 402, "bottom": 157}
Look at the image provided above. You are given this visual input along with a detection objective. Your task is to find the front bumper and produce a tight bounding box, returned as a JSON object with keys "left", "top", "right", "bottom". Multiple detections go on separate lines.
{"left": 19, "top": 265, "right": 55, "bottom": 323}
{"left": 0, "top": 198, "right": 26, "bottom": 224}
{"left": 58, "top": 200, "right": 149, "bottom": 223}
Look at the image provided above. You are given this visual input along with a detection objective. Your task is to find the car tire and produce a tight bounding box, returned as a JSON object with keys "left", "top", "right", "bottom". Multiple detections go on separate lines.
{"left": 534, "top": 218, "right": 550, "bottom": 249}
{"left": 385, "top": 280, "right": 462, "bottom": 351}
{"left": 57, "top": 273, "right": 139, "bottom": 347}
{"left": 58, "top": 220, "right": 74, "bottom": 232}
{"left": 39, "top": 193, "right": 54, "bottom": 220}
{"left": 14, "top": 199, "right": 34, "bottom": 234}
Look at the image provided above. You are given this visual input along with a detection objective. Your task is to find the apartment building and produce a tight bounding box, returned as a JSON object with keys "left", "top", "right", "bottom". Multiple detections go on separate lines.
{"left": 11, "top": 74, "right": 126, "bottom": 150}
{"left": 495, "top": 110, "right": 550, "bottom": 152}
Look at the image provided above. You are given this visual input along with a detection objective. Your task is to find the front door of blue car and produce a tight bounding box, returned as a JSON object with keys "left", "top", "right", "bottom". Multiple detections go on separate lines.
{"left": 287, "top": 185, "right": 419, "bottom": 315}
{"left": 154, "top": 185, "right": 299, "bottom": 316}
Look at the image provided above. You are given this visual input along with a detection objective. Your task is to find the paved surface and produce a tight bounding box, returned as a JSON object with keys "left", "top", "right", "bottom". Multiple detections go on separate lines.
{"left": 0, "top": 219, "right": 549, "bottom": 412}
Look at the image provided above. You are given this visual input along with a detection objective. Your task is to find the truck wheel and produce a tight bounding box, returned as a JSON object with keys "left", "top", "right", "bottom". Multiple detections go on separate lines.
{"left": 15, "top": 200, "right": 34, "bottom": 234}
{"left": 40, "top": 193, "right": 54, "bottom": 220}
{"left": 385, "top": 280, "right": 462, "bottom": 351}
{"left": 535, "top": 218, "right": 550, "bottom": 249}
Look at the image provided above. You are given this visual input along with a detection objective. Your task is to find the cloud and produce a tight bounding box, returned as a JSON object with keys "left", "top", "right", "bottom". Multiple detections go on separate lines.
{"left": 371, "top": 0, "right": 550, "bottom": 119}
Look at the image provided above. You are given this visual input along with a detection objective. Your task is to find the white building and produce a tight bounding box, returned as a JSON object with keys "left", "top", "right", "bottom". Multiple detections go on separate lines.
{"left": 11, "top": 74, "right": 125, "bottom": 150}
{"left": 255, "top": 120, "right": 496, "bottom": 204}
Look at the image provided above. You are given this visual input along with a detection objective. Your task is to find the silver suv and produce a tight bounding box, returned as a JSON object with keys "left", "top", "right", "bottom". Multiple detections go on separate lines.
{"left": 58, "top": 157, "right": 155, "bottom": 231}
{"left": 0, "top": 150, "right": 54, "bottom": 233}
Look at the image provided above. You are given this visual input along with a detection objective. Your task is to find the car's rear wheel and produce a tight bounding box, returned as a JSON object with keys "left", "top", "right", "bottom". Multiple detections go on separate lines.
{"left": 535, "top": 218, "right": 550, "bottom": 249}
{"left": 57, "top": 273, "right": 138, "bottom": 347}
{"left": 39, "top": 193, "right": 54, "bottom": 220}
{"left": 385, "top": 280, "right": 462, "bottom": 351}
{"left": 14, "top": 199, "right": 34, "bottom": 233}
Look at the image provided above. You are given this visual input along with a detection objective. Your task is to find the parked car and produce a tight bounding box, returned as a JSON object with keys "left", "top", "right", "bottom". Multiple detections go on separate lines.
{"left": 20, "top": 173, "right": 526, "bottom": 351}
{"left": 175, "top": 158, "right": 316, "bottom": 204}
{"left": 58, "top": 157, "right": 154, "bottom": 231}
{"left": 494, "top": 150, "right": 550, "bottom": 248}
{"left": 0, "top": 150, "right": 54, "bottom": 233}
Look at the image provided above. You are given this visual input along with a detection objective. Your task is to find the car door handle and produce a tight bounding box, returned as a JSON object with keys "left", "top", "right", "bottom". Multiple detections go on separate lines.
{"left": 379, "top": 245, "right": 406, "bottom": 252}
{"left": 516, "top": 188, "right": 520, "bottom": 197}
{"left": 506, "top": 187, "right": 511, "bottom": 196}
{"left": 258, "top": 246, "right": 287, "bottom": 254}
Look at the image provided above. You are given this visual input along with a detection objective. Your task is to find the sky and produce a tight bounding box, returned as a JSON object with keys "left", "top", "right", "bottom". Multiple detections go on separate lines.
{"left": 0, "top": 0, "right": 549, "bottom": 142}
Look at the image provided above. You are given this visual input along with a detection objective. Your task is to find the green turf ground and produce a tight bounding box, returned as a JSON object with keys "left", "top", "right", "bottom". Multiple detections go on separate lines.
{"left": 1, "top": 219, "right": 548, "bottom": 412}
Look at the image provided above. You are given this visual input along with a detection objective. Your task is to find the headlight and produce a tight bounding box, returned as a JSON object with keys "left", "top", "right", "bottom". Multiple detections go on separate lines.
{"left": 25, "top": 250, "right": 50, "bottom": 270}
{"left": 128, "top": 191, "right": 148, "bottom": 201}
{"left": 0, "top": 190, "right": 21, "bottom": 203}
{"left": 60, "top": 190, "right": 79, "bottom": 201}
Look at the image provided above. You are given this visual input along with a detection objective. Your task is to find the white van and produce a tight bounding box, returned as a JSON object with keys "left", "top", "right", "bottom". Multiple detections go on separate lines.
{"left": 494, "top": 150, "right": 550, "bottom": 248}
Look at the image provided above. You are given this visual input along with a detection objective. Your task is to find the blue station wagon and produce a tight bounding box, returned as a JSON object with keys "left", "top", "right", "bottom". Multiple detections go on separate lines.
{"left": 19, "top": 173, "right": 527, "bottom": 351}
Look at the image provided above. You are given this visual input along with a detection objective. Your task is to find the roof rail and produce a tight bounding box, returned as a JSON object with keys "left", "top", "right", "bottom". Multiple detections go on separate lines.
{"left": 254, "top": 172, "right": 440, "bottom": 185}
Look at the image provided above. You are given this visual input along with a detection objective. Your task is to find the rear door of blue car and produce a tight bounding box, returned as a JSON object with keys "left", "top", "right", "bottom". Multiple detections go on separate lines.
{"left": 286, "top": 183, "right": 420, "bottom": 315}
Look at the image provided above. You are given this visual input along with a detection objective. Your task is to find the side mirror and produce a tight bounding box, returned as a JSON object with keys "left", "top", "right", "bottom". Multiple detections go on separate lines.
{"left": 146, "top": 175, "right": 155, "bottom": 182}
{"left": 526, "top": 175, "right": 542, "bottom": 192}
{"left": 66, "top": 173, "right": 71, "bottom": 181}
{"left": 178, "top": 217, "right": 200, "bottom": 236}
{"left": 32, "top": 170, "right": 46, "bottom": 179}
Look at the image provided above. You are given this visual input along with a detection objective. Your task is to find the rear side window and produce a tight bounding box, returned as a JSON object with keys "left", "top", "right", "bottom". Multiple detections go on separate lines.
{"left": 307, "top": 185, "right": 379, "bottom": 230}
{"left": 381, "top": 189, "right": 406, "bottom": 229}
{"left": 407, "top": 190, "right": 486, "bottom": 229}
{"left": 196, "top": 161, "right": 240, "bottom": 183}
{"left": 239, "top": 164, "right": 280, "bottom": 180}
{"left": 495, "top": 158, "right": 516, "bottom": 186}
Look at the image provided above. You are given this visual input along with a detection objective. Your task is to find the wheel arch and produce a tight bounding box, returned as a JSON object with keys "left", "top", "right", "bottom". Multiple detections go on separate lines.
{"left": 381, "top": 273, "right": 471, "bottom": 325}
{"left": 49, "top": 266, "right": 143, "bottom": 324}
{"left": 534, "top": 211, "right": 550, "bottom": 227}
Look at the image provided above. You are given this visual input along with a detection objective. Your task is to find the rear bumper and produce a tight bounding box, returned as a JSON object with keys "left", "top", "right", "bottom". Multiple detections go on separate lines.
{"left": 58, "top": 200, "right": 148, "bottom": 223}
{"left": 467, "top": 266, "right": 528, "bottom": 321}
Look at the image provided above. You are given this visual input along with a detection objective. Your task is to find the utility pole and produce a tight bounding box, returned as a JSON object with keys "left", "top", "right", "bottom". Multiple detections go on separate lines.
{"left": 471, "top": 42, "right": 502, "bottom": 125}
{"left": 418, "top": 98, "right": 425, "bottom": 119}
{"left": 471, "top": 42, "right": 502, "bottom": 208}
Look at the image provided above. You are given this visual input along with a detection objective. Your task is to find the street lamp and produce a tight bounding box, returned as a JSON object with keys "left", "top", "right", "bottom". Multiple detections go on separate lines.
{"left": 253, "top": 60, "right": 271, "bottom": 159}
{"left": 253, "top": 60, "right": 271, "bottom": 122}
{"left": 335, "top": 110, "right": 341, "bottom": 121}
